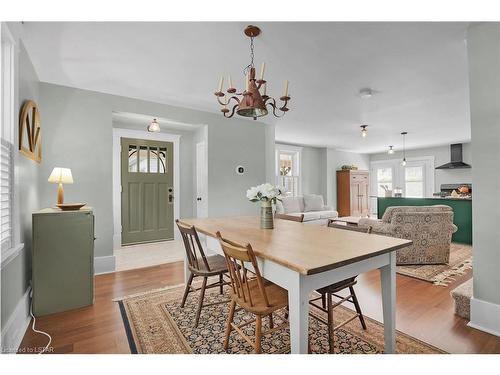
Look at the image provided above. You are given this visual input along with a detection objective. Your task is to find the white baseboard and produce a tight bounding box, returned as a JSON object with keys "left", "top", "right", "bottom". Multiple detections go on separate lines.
{"left": 468, "top": 297, "right": 500, "bottom": 337}
{"left": 94, "top": 255, "right": 116, "bottom": 275}
{"left": 1, "top": 286, "right": 32, "bottom": 354}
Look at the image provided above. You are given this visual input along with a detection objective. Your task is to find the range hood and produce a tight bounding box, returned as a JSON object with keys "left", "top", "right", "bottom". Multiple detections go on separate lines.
{"left": 436, "top": 144, "right": 471, "bottom": 169}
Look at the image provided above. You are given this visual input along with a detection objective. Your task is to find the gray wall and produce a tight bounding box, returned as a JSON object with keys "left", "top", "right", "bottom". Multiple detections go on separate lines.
{"left": 370, "top": 143, "right": 472, "bottom": 191}
{"left": 1, "top": 41, "right": 39, "bottom": 329}
{"left": 38, "top": 83, "right": 269, "bottom": 259}
{"left": 300, "top": 146, "right": 326, "bottom": 197}
{"left": 467, "top": 23, "right": 500, "bottom": 308}
{"left": 276, "top": 143, "right": 326, "bottom": 197}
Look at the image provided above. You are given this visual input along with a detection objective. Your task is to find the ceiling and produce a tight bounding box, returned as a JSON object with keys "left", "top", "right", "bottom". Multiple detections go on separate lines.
{"left": 21, "top": 22, "right": 471, "bottom": 153}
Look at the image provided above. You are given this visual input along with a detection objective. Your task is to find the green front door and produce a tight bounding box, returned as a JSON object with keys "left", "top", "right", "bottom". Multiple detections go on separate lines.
{"left": 121, "top": 137, "right": 174, "bottom": 245}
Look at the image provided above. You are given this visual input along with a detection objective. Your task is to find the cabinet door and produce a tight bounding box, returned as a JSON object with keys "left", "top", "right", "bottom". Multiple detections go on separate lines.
{"left": 359, "top": 180, "right": 370, "bottom": 216}
{"left": 350, "top": 181, "right": 361, "bottom": 216}
{"left": 33, "top": 212, "right": 94, "bottom": 316}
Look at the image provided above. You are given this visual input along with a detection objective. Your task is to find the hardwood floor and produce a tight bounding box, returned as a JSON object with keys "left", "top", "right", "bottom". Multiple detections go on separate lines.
{"left": 19, "top": 260, "right": 500, "bottom": 354}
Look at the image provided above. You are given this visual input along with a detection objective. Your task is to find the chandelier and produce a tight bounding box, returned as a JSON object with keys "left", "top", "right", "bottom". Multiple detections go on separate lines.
{"left": 214, "top": 25, "right": 291, "bottom": 120}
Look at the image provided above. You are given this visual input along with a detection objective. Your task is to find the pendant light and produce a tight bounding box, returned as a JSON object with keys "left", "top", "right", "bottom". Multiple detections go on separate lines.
{"left": 401, "top": 132, "right": 408, "bottom": 166}
{"left": 388, "top": 145, "right": 394, "bottom": 154}
{"left": 148, "top": 118, "right": 160, "bottom": 132}
{"left": 360, "top": 125, "right": 368, "bottom": 138}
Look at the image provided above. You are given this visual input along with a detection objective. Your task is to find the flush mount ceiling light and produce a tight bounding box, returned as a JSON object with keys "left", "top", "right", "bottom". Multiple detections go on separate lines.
{"left": 214, "top": 25, "right": 291, "bottom": 120}
{"left": 147, "top": 118, "right": 160, "bottom": 132}
{"left": 360, "top": 125, "right": 368, "bottom": 138}
{"left": 401, "top": 132, "right": 408, "bottom": 166}
{"left": 359, "top": 88, "right": 375, "bottom": 99}
{"left": 388, "top": 145, "right": 394, "bottom": 154}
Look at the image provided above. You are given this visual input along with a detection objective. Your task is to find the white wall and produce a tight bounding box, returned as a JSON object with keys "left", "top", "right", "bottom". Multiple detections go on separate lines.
{"left": 370, "top": 143, "right": 472, "bottom": 192}
{"left": 467, "top": 23, "right": 500, "bottom": 336}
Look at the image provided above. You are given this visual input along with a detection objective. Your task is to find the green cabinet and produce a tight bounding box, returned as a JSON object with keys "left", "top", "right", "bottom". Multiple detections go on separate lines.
{"left": 377, "top": 197, "right": 472, "bottom": 245}
{"left": 32, "top": 207, "right": 94, "bottom": 316}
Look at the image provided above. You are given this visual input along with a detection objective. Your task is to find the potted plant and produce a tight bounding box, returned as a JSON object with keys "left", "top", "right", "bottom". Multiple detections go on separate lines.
{"left": 246, "top": 183, "right": 283, "bottom": 229}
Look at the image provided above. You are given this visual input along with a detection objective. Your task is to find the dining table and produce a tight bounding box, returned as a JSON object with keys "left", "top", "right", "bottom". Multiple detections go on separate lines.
{"left": 177, "top": 216, "right": 412, "bottom": 354}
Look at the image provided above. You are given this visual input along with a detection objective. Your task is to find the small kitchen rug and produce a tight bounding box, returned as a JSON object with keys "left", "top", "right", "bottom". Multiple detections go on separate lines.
{"left": 116, "top": 284, "right": 445, "bottom": 354}
{"left": 396, "top": 243, "right": 472, "bottom": 286}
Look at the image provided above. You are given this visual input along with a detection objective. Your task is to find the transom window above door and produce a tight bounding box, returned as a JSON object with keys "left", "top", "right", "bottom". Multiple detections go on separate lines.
{"left": 128, "top": 144, "right": 167, "bottom": 173}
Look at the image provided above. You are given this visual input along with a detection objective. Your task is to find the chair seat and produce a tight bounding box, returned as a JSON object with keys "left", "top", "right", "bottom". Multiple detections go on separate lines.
{"left": 230, "top": 278, "right": 288, "bottom": 315}
{"left": 189, "top": 254, "right": 228, "bottom": 276}
{"left": 317, "top": 277, "right": 357, "bottom": 295}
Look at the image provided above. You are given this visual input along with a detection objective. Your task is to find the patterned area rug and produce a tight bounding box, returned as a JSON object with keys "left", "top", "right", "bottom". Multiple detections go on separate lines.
{"left": 116, "top": 284, "right": 445, "bottom": 354}
{"left": 396, "top": 243, "right": 472, "bottom": 286}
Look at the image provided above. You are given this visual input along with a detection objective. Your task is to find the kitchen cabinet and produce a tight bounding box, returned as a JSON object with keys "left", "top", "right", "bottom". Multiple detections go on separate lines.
{"left": 337, "top": 170, "right": 370, "bottom": 217}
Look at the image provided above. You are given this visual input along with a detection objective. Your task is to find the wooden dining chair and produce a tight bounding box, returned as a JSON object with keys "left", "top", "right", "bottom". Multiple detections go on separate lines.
{"left": 176, "top": 220, "right": 230, "bottom": 327}
{"left": 274, "top": 213, "right": 305, "bottom": 222}
{"left": 216, "top": 231, "right": 289, "bottom": 354}
{"left": 307, "top": 220, "right": 369, "bottom": 353}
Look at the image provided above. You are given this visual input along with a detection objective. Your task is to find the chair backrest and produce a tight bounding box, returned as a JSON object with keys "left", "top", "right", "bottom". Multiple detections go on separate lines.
{"left": 327, "top": 219, "right": 372, "bottom": 234}
{"left": 381, "top": 205, "right": 452, "bottom": 223}
{"left": 216, "top": 231, "right": 270, "bottom": 308}
{"left": 275, "top": 213, "right": 304, "bottom": 222}
{"left": 176, "top": 220, "right": 211, "bottom": 272}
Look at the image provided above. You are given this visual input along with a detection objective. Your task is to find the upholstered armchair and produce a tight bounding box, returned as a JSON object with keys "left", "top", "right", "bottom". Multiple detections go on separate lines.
{"left": 358, "top": 205, "right": 458, "bottom": 265}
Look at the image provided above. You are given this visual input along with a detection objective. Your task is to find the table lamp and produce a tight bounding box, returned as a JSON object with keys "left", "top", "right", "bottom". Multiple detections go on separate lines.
{"left": 48, "top": 167, "right": 74, "bottom": 205}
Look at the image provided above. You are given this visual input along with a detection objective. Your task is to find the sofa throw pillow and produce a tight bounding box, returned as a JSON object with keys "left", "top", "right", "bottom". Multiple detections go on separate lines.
{"left": 303, "top": 194, "right": 324, "bottom": 212}
{"left": 281, "top": 196, "right": 302, "bottom": 214}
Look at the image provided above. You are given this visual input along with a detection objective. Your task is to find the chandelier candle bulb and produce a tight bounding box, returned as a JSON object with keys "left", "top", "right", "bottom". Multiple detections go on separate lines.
{"left": 260, "top": 62, "right": 266, "bottom": 80}
{"left": 283, "top": 80, "right": 289, "bottom": 97}
{"left": 228, "top": 75, "right": 233, "bottom": 89}
{"left": 218, "top": 76, "right": 224, "bottom": 92}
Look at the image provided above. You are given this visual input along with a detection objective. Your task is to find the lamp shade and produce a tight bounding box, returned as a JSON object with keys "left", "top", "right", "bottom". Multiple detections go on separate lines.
{"left": 48, "top": 167, "right": 74, "bottom": 184}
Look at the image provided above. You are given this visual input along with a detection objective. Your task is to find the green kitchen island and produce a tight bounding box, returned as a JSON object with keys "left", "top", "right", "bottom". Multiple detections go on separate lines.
{"left": 377, "top": 197, "right": 472, "bottom": 245}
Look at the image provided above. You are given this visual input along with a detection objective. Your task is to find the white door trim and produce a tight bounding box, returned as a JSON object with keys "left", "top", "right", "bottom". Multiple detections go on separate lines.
{"left": 112, "top": 128, "right": 181, "bottom": 249}
{"left": 195, "top": 140, "right": 208, "bottom": 218}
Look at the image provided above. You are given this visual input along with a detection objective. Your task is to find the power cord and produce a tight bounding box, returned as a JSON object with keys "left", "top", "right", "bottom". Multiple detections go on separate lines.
{"left": 29, "top": 298, "right": 52, "bottom": 354}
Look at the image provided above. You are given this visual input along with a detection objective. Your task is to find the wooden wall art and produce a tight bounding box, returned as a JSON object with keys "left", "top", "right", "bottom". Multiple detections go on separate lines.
{"left": 19, "top": 100, "right": 41, "bottom": 163}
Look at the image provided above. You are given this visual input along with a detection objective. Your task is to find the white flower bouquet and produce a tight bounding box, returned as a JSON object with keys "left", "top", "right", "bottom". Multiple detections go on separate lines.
{"left": 246, "top": 183, "right": 283, "bottom": 204}
{"left": 246, "top": 183, "right": 282, "bottom": 229}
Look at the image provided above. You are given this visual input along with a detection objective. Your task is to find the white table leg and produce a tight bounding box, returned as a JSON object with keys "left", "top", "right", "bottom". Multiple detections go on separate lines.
{"left": 287, "top": 277, "right": 309, "bottom": 354}
{"left": 379, "top": 251, "right": 396, "bottom": 354}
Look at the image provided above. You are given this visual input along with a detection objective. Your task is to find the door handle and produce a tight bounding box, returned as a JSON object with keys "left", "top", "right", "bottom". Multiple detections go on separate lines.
{"left": 197, "top": 197, "right": 202, "bottom": 201}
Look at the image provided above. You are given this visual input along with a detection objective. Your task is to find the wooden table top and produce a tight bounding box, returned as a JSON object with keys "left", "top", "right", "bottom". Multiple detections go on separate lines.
{"left": 178, "top": 216, "right": 412, "bottom": 275}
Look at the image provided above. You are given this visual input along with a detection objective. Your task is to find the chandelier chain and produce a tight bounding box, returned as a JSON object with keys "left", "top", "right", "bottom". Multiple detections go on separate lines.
{"left": 243, "top": 36, "right": 255, "bottom": 76}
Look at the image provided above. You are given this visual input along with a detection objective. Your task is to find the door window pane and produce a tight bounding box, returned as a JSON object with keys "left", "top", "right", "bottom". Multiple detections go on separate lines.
{"left": 405, "top": 166, "right": 424, "bottom": 197}
{"left": 149, "top": 147, "right": 158, "bottom": 173}
{"left": 159, "top": 147, "right": 167, "bottom": 173}
{"left": 128, "top": 145, "right": 137, "bottom": 172}
{"left": 139, "top": 146, "right": 148, "bottom": 173}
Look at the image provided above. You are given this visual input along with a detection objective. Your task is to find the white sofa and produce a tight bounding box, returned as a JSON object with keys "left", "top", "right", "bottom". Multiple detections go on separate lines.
{"left": 275, "top": 194, "right": 338, "bottom": 225}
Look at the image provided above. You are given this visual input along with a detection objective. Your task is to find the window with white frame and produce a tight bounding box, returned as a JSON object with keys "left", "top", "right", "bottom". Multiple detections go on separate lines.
{"left": 370, "top": 156, "right": 434, "bottom": 200}
{"left": 404, "top": 165, "right": 424, "bottom": 198}
{"left": 376, "top": 167, "right": 393, "bottom": 197}
{"left": 1, "top": 26, "right": 15, "bottom": 253}
{"left": 275, "top": 145, "right": 301, "bottom": 197}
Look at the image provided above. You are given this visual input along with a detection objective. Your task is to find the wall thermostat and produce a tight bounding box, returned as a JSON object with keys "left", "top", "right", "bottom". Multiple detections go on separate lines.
{"left": 235, "top": 165, "right": 245, "bottom": 175}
